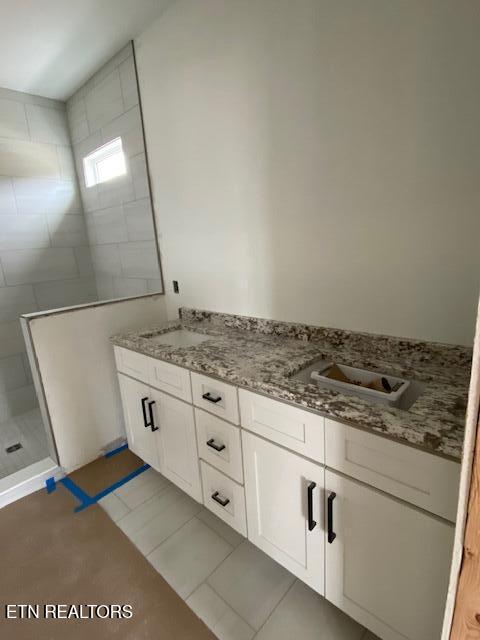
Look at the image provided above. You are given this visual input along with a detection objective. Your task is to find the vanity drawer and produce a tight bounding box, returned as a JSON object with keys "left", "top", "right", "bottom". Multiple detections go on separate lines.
{"left": 239, "top": 389, "right": 324, "bottom": 463}
{"left": 191, "top": 372, "right": 239, "bottom": 424}
{"left": 114, "top": 346, "right": 149, "bottom": 384}
{"left": 200, "top": 461, "right": 247, "bottom": 536}
{"left": 325, "top": 418, "right": 460, "bottom": 521}
{"left": 148, "top": 358, "right": 192, "bottom": 403}
{"left": 195, "top": 409, "right": 243, "bottom": 483}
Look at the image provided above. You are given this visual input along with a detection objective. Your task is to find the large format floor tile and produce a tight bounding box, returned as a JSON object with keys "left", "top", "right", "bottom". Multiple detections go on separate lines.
{"left": 208, "top": 541, "right": 296, "bottom": 631}
{"left": 197, "top": 507, "right": 245, "bottom": 548}
{"left": 187, "top": 583, "right": 255, "bottom": 640}
{"left": 98, "top": 492, "right": 130, "bottom": 522}
{"left": 148, "top": 517, "right": 234, "bottom": 599}
{"left": 255, "top": 580, "right": 365, "bottom": 640}
{"left": 121, "top": 486, "right": 203, "bottom": 555}
{"left": 114, "top": 466, "right": 171, "bottom": 509}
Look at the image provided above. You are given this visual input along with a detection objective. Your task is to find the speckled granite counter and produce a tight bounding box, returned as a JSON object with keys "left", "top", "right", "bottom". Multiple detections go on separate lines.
{"left": 111, "top": 308, "right": 472, "bottom": 462}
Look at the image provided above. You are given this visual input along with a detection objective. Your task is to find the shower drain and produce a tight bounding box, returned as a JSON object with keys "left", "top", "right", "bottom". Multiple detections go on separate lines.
{"left": 5, "top": 443, "right": 22, "bottom": 454}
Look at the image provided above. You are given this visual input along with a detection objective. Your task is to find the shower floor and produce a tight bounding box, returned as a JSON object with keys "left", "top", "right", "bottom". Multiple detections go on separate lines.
{"left": 0, "top": 409, "right": 49, "bottom": 481}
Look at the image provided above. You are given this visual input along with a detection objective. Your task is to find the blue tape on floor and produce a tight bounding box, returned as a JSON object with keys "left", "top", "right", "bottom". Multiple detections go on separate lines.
{"left": 45, "top": 477, "right": 56, "bottom": 493}
{"left": 104, "top": 443, "right": 128, "bottom": 458}
{"left": 58, "top": 463, "right": 150, "bottom": 513}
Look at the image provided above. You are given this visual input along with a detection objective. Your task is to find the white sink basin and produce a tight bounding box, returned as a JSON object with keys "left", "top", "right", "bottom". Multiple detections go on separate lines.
{"left": 147, "top": 329, "right": 211, "bottom": 348}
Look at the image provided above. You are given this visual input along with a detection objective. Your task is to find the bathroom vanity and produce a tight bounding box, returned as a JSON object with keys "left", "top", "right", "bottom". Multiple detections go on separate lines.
{"left": 111, "top": 309, "right": 469, "bottom": 640}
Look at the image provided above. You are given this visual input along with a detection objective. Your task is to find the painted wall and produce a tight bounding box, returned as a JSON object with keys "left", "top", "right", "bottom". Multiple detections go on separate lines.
{"left": 0, "top": 87, "right": 96, "bottom": 421}
{"left": 136, "top": 0, "right": 480, "bottom": 346}
{"left": 27, "top": 295, "right": 167, "bottom": 472}
{"left": 67, "top": 43, "right": 163, "bottom": 301}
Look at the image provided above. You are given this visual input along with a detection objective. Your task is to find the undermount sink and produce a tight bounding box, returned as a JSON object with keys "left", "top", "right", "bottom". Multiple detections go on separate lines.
{"left": 146, "top": 329, "right": 212, "bottom": 348}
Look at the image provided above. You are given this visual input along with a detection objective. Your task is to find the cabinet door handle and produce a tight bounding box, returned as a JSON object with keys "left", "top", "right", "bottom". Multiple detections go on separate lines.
{"left": 148, "top": 401, "right": 159, "bottom": 432}
{"left": 207, "top": 438, "right": 226, "bottom": 452}
{"left": 202, "top": 392, "right": 222, "bottom": 404}
{"left": 211, "top": 491, "right": 230, "bottom": 507}
{"left": 141, "top": 397, "right": 150, "bottom": 428}
{"left": 307, "top": 481, "right": 317, "bottom": 531}
{"left": 327, "top": 492, "right": 337, "bottom": 543}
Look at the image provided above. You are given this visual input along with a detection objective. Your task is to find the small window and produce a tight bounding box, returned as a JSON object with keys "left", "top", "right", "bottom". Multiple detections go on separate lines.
{"left": 83, "top": 137, "right": 126, "bottom": 187}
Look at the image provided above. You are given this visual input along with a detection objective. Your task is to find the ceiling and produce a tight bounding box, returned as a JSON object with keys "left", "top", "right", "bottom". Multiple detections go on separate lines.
{"left": 0, "top": 0, "right": 174, "bottom": 101}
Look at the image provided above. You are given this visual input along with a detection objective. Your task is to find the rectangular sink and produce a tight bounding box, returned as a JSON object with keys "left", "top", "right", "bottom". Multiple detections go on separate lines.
{"left": 146, "top": 329, "right": 211, "bottom": 348}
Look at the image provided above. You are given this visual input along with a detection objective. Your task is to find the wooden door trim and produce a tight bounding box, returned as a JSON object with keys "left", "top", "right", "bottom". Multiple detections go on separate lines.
{"left": 442, "top": 297, "right": 480, "bottom": 638}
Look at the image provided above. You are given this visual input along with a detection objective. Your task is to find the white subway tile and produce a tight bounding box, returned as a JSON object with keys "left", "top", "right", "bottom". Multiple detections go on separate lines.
{"left": 0, "top": 140, "right": 61, "bottom": 179}
{"left": 47, "top": 212, "right": 88, "bottom": 247}
{"left": 13, "top": 178, "right": 81, "bottom": 215}
{"left": 66, "top": 98, "right": 89, "bottom": 144}
{"left": 1, "top": 248, "right": 78, "bottom": 285}
{"left": 0, "top": 99, "right": 29, "bottom": 140}
{"left": 33, "top": 277, "right": 97, "bottom": 311}
{"left": 0, "top": 215, "right": 50, "bottom": 250}
{"left": 130, "top": 153, "right": 150, "bottom": 199}
{"left": 124, "top": 198, "right": 155, "bottom": 241}
{"left": 119, "top": 56, "right": 139, "bottom": 111}
{"left": 119, "top": 240, "right": 161, "bottom": 279}
{"left": 0, "top": 354, "right": 29, "bottom": 392}
{"left": 74, "top": 246, "right": 94, "bottom": 276}
{"left": 90, "top": 205, "right": 128, "bottom": 244}
{"left": 85, "top": 70, "right": 124, "bottom": 133}
{"left": 0, "top": 285, "right": 37, "bottom": 322}
{"left": 112, "top": 276, "right": 148, "bottom": 298}
{"left": 0, "top": 177, "right": 17, "bottom": 215}
{"left": 25, "top": 104, "right": 70, "bottom": 145}
{"left": 0, "top": 321, "right": 25, "bottom": 358}
{"left": 90, "top": 244, "right": 122, "bottom": 277}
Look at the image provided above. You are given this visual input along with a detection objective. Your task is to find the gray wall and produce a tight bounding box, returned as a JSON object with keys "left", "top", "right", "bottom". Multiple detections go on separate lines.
{"left": 0, "top": 88, "right": 97, "bottom": 421}
{"left": 66, "top": 43, "right": 163, "bottom": 300}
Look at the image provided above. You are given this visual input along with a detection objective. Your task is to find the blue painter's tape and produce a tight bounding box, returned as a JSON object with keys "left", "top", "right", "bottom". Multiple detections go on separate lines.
{"left": 60, "top": 476, "right": 95, "bottom": 512}
{"left": 58, "top": 463, "right": 150, "bottom": 513}
{"left": 89, "top": 464, "right": 150, "bottom": 505}
{"left": 46, "top": 477, "right": 56, "bottom": 493}
{"left": 105, "top": 443, "right": 128, "bottom": 458}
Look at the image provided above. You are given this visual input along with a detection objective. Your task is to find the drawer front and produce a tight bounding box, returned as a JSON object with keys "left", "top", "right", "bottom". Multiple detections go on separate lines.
{"left": 191, "top": 372, "right": 239, "bottom": 424}
{"left": 195, "top": 409, "right": 243, "bottom": 483}
{"left": 114, "top": 346, "right": 149, "bottom": 384}
{"left": 200, "top": 461, "right": 247, "bottom": 536}
{"left": 239, "top": 389, "right": 324, "bottom": 463}
{"left": 148, "top": 358, "right": 192, "bottom": 402}
{"left": 325, "top": 418, "right": 460, "bottom": 521}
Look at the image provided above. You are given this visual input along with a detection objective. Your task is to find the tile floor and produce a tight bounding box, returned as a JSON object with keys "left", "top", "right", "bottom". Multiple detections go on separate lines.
{"left": 99, "top": 467, "right": 379, "bottom": 640}
{"left": 0, "top": 408, "right": 48, "bottom": 480}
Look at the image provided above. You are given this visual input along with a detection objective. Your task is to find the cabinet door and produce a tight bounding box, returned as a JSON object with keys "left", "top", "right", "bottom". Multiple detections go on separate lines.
{"left": 242, "top": 431, "right": 324, "bottom": 594}
{"left": 150, "top": 388, "right": 202, "bottom": 502}
{"left": 118, "top": 373, "right": 159, "bottom": 469}
{"left": 325, "top": 470, "right": 454, "bottom": 640}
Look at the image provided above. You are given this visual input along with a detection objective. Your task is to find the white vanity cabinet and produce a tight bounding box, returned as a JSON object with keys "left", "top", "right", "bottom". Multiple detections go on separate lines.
{"left": 149, "top": 387, "right": 202, "bottom": 502}
{"left": 242, "top": 430, "right": 325, "bottom": 594}
{"left": 118, "top": 373, "right": 159, "bottom": 470}
{"left": 115, "top": 345, "right": 459, "bottom": 640}
{"left": 324, "top": 470, "right": 454, "bottom": 640}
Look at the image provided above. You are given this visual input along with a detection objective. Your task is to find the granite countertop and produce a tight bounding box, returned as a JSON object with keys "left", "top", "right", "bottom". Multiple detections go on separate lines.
{"left": 111, "top": 309, "right": 472, "bottom": 462}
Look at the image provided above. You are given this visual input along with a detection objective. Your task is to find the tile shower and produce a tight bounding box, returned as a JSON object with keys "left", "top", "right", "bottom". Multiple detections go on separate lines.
{"left": 0, "top": 42, "right": 162, "bottom": 481}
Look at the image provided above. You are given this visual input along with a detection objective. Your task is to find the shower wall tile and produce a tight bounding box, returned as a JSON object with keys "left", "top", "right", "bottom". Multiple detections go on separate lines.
{"left": 0, "top": 177, "right": 17, "bottom": 215}
{"left": 119, "top": 56, "right": 139, "bottom": 111}
{"left": 47, "top": 212, "right": 88, "bottom": 247}
{"left": 85, "top": 70, "right": 124, "bottom": 133}
{"left": 0, "top": 88, "right": 98, "bottom": 420}
{"left": 0, "top": 321, "right": 25, "bottom": 358}
{"left": 25, "top": 104, "right": 70, "bottom": 145}
{"left": 0, "top": 354, "right": 28, "bottom": 392}
{"left": 67, "top": 42, "right": 163, "bottom": 300}
{"left": 0, "top": 98, "right": 29, "bottom": 140}
{"left": 0, "top": 285, "right": 37, "bottom": 323}
{"left": 119, "top": 241, "right": 160, "bottom": 280}
{"left": 124, "top": 198, "right": 155, "bottom": 241}
{"left": 73, "top": 246, "right": 94, "bottom": 277}
{"left": 33, "top": 277, "right": 97, "bottom": 311}
{"left": 0, "top": 215, "right": 50, "bottom": 250}
{"left": 13, "top": 177, "right": 81, "bottom": 215}
{"left": 1, "top": 247, "right": 79, "bottom": 285}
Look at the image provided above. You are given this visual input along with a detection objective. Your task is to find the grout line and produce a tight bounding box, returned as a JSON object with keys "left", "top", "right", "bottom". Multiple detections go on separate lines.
{"left": 252, "top": 577, "right": 298, "bottom": 638}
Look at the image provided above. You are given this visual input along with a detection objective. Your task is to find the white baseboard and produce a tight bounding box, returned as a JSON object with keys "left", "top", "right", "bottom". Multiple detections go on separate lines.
{"left": 0, "top": 458, "right": 63, "bottom": 509}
